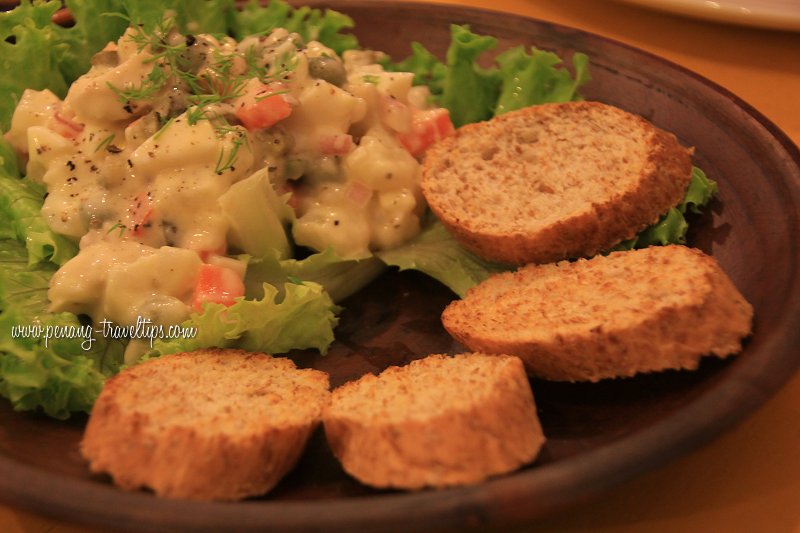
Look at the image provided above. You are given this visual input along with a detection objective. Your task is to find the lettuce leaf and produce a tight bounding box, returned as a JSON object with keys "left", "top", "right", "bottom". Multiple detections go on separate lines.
{"left": 0, "top": 239, "right": 125, "bottom": 419}
{"left": 383, "top": 42, "right": 447, "bottom": 95}
{"left": 0, "top": 1, "right": 69, "bottom": 131}
{"left": 613, "top": 166, "right": 718, "bottom": 251}
{"left": 0, "top": 166, "right": 79, "bottom": 266}
{"left": 681, "top": 165, "right": 718, "bottom": 214}
{"left": 145, "top": 281, "right": 340, "bottom": 357}
{"left": 119, "top": 0, "right": 233, "bottom": 34}
{"left": 495, "top": 46, "right": 590, "bottom": 114}
{"left": 383, "top": 25, "right": 588, "bottom": 128}
{"left": 0, "top": 135, "right": 19, "bottom": 179}
{"left": 244, "top": 247, "right": 385, "bottom": 303}
{"left": 439, "top": 25, "right": 503, "bottom": 127}
{"left": 232, "top": 0, "right": 358, "bottom": 54}
{"left": 376, "top": 219, "right": 507, "bottom": 297}
{"left": 55, "top": 0, "right": 129, "bottom": 84}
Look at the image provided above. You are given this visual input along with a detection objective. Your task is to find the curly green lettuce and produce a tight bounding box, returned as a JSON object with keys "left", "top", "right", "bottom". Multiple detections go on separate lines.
{"left": 0, "top": 239, "right": 125, "bottom": 419}
{"left": 0, "top": 144, "right": 78, "bottom": 266}
{"left": 145, "top": 281, "right": 340, "bottom": 358}
{"left": 232, "top": 0, "right": 358, "bottom": 55}
{"left": 376, "top": 219, "right": 508, "bottom": 298}
{"left": 243, "top": 247, "right": 386, "bottom": 303}
{"left": 383, "top": 25, "right": 590, "bottom": 127}
{"left": 613, "top": 166, "right": 718, "bottom": 251}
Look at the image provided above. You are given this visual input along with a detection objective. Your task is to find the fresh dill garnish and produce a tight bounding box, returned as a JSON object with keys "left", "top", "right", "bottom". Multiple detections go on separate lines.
{"left": 243, "top": 45, "right": 262, "bottom": 76}
{"left": 103, "top": 16, "right": 300, "bottom": 168}
{"left": 265, "top": 50, "right": 298, "bottom": 83}
{"left": 185, "top": 101, "right": 214, "bottom": 125}
{"left": 95, "top": 133, "right": 116, "bottom": 153}
{"left": 106, "top": 18, "right": 186, "bottom": 104}
{"left": 214, "top": 121, "right": 248, "bottom": 174}
{"left": 153, "top": 115, "right": 178, "bottom": 140}
{"left": 108, "top": 63, "right": 170, "bottom": 103}
{"left": 107, "top": 222, "right": 127, "bottom": 237}
{"left": 255, "top": 89, "right": 289, "bottom": 101}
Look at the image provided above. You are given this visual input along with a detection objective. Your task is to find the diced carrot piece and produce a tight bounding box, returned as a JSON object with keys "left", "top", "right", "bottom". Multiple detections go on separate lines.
{"left": 191, "top": 264, "right": 245, "bottom": 311}
{"left": 235, "top": 86, "right": 293, "bottom": 131}
{"left": 397, "top": 108, "right": 455, "bottom": 157}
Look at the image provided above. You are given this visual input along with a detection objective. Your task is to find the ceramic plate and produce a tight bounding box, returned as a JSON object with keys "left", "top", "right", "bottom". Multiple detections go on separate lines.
{"left": 618, "top": 0, "right": 800, "bottom": 31}
{"left": 1, "top": 1, "right": 799, "bottom": 531}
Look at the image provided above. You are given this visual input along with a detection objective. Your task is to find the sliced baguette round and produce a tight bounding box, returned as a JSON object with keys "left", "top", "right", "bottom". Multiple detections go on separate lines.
{"left": 80, "top": 349, "right": 330, "bottom": 501}
{"left": 421, "top": 101, "right": 693, "bottom": 264}
{"left": 442, "top": 246, "right": 753, "bottom": 382}
{"left": 323, "top": 353, "right": 545, "bottom": 490}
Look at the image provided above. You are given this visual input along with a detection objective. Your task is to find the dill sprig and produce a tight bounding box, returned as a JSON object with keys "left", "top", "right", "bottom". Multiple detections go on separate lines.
{"left": 108, "top": 18, "right": 185, "bottom": 104}
{"left": 213, "top": 119, "right": 249, "bottom": 175}
{"left": 94, "top": 133, "right": 116, "bottom": 152}
{"left": 153, "top": 115, "right": 178, "bottom": 140}
{"left": 105, "top": 16, "right": 302, "bottom": 171}
{"left": 108, "top": 63, "right": 169, "bottom": 103}
{"left": 107, "top": 222, "right": 127, "bottom": 237}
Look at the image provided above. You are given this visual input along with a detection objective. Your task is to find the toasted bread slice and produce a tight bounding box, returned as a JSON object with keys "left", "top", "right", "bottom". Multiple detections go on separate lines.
{"left": 421, "top": 101, "right": 692, "bottom": 264}
{"left": 323, "top": 353, "right": 545, "bottom": 489}
{"left": 442, "top": 246, "right": 753, "bottom": 382}
{"left": 80, "top": 349, "right": 330, "bottom": 501}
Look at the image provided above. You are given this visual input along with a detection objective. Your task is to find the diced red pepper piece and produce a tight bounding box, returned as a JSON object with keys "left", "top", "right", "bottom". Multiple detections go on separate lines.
{"left": 319, "top": 133, "right": 354, "bottom": 155}
{"left": 345, "top": 181, "right": 372, "bottom": 208}
{"left": 129, "top": 192, "right": 153, "bottom": 237}
{"left": 198, "top": 246, "right": 227, "bottom": 262}
{"left": 396, "top": 108, "right": 455, "bottom": 157}
{"left": 191, "top": 264, "right": 245, "bottom": 311}
{"left": 51, "top": 110, "right": 85, "bottom": 139}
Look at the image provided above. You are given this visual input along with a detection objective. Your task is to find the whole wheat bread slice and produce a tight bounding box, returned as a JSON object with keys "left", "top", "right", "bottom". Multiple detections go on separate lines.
{"left": 442, "top": 246, "right": 753, "bottom": 382}
{"left": 80, "top": 349, "right": 330, "bottom": 501}
{"left": 323, "top": 353, "right": 545, "bottom": 490}
{"left": 421, "top": 101, "right": 692, "bottom": 264}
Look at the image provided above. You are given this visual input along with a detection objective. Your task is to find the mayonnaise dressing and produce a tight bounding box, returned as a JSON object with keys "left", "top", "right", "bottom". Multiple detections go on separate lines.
{"left": 8, "top": 22, "right": 449, "bottom": 328}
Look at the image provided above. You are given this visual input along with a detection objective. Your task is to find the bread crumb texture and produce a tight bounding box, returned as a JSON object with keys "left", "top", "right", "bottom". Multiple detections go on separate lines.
{"left": 421, "top": 101, "right": 692, "bottom": 264}
{"left": 323, "top": 353, "right": 545, "bottom": 490}
{"left": 80, "top": 349, "right": 330, "bottom": 501}
{"left": 442, "top": 246, "right": 753, "bottom": 382}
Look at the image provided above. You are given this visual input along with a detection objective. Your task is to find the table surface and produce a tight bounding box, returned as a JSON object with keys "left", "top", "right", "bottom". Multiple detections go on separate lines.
{"left": 2, "top": 1, "right": 799, "bottom": 532}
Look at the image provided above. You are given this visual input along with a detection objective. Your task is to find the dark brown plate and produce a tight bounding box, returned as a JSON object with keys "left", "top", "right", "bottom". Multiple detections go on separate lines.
{"left": 2, "top": 1, "right": 800, "bottom": 531}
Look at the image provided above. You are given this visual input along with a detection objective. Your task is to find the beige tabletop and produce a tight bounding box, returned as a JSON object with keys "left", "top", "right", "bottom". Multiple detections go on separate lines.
{"left": 2, "top": 1, "right": 800, "bottom": 531}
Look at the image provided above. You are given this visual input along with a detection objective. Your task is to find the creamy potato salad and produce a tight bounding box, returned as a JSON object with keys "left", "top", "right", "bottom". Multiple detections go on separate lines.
{"left": 6, "top": 22, "right": 454, "bottom": 332}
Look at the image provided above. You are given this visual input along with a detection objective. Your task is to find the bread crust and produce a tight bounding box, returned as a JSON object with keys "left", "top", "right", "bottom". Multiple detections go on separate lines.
{"left": 442, "top": 246, "right": 753, "bottom": 382}
{"left": 421, "top": 101, "right": 692, "bottom": 264}
{"left": 323, "top": 354, "right": 545, "bottom": 489}
{"left": 80, "top": 349, "right": 330, "bottom": 501}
